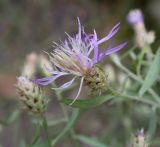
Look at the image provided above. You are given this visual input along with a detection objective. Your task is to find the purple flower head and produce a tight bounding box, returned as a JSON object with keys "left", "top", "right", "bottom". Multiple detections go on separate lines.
{"left": 33, "top": 18, "right": 127, "bottom": 105}
{"left": 127, "top": 9, "right": 144, "bottom": 25}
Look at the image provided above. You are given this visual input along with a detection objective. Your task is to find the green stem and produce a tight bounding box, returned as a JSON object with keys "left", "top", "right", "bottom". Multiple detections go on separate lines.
{"left": 52, "top": 83, "right": 68, "bottom": 119}
{"left": 108, "top": 87, "right": 160, "bottom": 108}
{"left": 111, "top": 55, "right": 160, "bottom": 103}
{"left": 52, "top": 82, "right": 79, "bottom": 146}
{"left": 52, "top": 109, "right": 80, "bottom": 146}
{"left": 30, "top": 122, "right": 41, "bottom": 146}
{"left": 41, "top": 114, "right": 52, "bottom": 147}
{"left": 136, "top": 45, "right": 149, "bottom": 76}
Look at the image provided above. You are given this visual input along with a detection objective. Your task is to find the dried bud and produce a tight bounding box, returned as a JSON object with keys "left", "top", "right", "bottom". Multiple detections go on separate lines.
{"left": 16, "top": 76, "right": 48, "bottom": 114}
{"left": 129, "top": 129, "right": 148, "bottom": 147}
{"left": 22, "top": 52, "right": 38, "bottom": 78}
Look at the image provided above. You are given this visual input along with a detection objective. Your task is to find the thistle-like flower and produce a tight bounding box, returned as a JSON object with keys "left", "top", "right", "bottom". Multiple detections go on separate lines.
{"left": 33, "top": 18, "right": 127, "bottom": 105}
{"left": 16, "top": 76, "right": 48, "bottom": 114}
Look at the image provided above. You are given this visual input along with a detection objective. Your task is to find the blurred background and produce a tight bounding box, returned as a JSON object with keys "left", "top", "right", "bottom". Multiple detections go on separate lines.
{"left": 0, "top": 0, "right": 160, "bottom": 146}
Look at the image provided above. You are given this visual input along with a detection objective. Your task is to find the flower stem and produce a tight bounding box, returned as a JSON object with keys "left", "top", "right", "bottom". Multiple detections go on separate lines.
{"left": 41, "top": 114, "right": 52, "bottom": 147}
{"left": 108, "top": 87, "right": 160, "bottom": 108}
{"left": 52, "top": 82, "right": 80, "bottom": 146}
{"left": 30, "top": 122, "right": 41, "bottom": 146}
{"left": 136, "top": 45, "right": 150, "bottom": 76}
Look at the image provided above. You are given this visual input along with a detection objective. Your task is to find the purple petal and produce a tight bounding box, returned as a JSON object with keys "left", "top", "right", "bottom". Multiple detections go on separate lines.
{"left": 93, "top": 30, "right": 99, "bottom": 64}
{"left": 98, "top": 42, "right": 127, "bottom": 62}
{"left": 52, "top": 77, "right": 76, "bottom": 89}
{"left": 82, "top": 27, "right": 87, "bottom": 42}
{"left": 77, "top": 17, "right": 81, "bottom": 41}
{"left": 97, "top": 22, "right": 120, "bottom": 45}
{"left": 105, "top": 42, "right": 127, "bottom": 56}
{"left": 100, "top": 38, "right": 114, "bottom": 60}
{"left": 32, "top": 73, "right": 68, "bottom": 86}
{"left": 43, "top": 65, "right": 68, "bottom": 75}
{"left": 98, "top": 39, "right": 113, "bottom": 61}
{"left": 32, "top": 76, "right": 56, "bottom": 86}
{"left": 69, "top": 77, "right": 84, "bottom": 105}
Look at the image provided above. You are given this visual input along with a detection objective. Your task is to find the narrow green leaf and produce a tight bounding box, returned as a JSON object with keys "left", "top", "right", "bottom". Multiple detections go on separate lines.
{"left": 30, "top": 123, "right": 41, "bottom": 146}
{"left": 139, "top": 48, "right": 160, "bottom": 96}
{"left": 147, "top": 107, "right": 157, "bottom": 142}
{"left": 0, "top": 110, "right": 20, "bottom": 126}
{"left": 76, "top": 135, "right": 107, "bottom": 147}
{"left": 7, "top": 109, "right": 20, "bottom": 124}
{"left": 52, "top": 109, "right": 79, "bottom": 146}
{"left": 60, "top": 94, "right": 114, "bottom": 109}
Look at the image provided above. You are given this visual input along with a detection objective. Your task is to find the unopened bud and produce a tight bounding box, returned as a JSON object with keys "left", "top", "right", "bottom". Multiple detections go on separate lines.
{"left": 16, "top": 76, "right": 48, "bottom": 114}
{"left": 127, "top": 9, "right": 144, "bottom": 25}
{"left": 22, "top": 52, "right": 38, "bottom": 78}
{"left": 127, "top": 9, "right": 155, "bottom": 48}
{"left": 129, "top": 129, "right": 148, "bottom": 147}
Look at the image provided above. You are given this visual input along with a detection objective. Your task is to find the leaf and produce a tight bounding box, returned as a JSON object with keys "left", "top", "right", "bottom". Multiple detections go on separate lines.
{"left": 60, "top": 94, "right": 114, "bottom": 109}
{"left": 31, "top": 140, "right": 49, "bottom": 147}
{"left": 76, "top": 135, "right": 108, "bottom": 147}
{"left": 51, "top": 109, "right": 79, "bottom": 146}
{"left": 139, "top": 48, "right": 160, "bottom": 96}
{"left": 147, "top": 107, "right": 157, "bottom": 141}
{"left": 7, "top": 109, "right": 20, "bottom": 124}
{"left": 0, "top": 109, "right": 20, "bottom": 126}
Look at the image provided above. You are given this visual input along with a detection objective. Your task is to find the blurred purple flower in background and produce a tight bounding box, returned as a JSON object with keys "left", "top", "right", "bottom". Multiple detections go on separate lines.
{"left": 127, "top": 9, "right": 155, "bottom": 48}
{"left": 33, "top": 18, "right": 127, "bottom": 104}
{"left": 127, "top": 9, "right": 144, "bottom": 25}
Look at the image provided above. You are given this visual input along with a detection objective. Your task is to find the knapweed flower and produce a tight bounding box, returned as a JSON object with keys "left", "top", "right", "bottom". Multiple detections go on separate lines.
{"left": 127, "top": 9, "right": 155, "bottom": 48}
{"left": 16, "top": 76, "right": 48, "bottom": 114}
{"left": 33, "top": 18, "right": 127, "bottom": 105}
{"left": 129, "top": 129, "right": 148, "bottom": 147}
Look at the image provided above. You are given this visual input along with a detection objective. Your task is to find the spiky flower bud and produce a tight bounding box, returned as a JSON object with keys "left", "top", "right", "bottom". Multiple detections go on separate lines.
{"left": 16, "top": 76, "right": 48, "bottom": 114}
{"left": 130, "top": 129, "right": 148, "bottom": 147}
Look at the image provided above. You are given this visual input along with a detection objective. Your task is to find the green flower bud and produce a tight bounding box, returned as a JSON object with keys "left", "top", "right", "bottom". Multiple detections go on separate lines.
{"left": 16, "top": 76, "right": 48, "bottom": 114}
